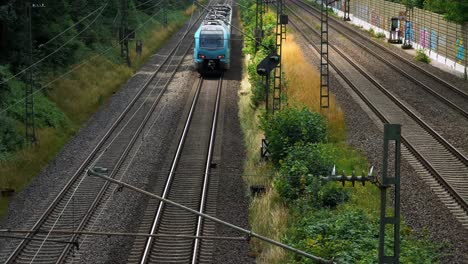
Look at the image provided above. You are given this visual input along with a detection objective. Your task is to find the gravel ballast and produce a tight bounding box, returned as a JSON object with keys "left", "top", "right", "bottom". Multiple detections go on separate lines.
{"left": 0, "top": 5, "right": 253, "bottom": 262}
{"left": 289, "top": 14, "right": 468, "bottom": 263}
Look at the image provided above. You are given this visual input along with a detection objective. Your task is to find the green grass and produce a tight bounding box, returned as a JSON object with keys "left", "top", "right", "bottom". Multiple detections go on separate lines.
{"left": 415, "top": 49, "right": 431, "bottom": 63}
{"left": 238, "top": 1, "right": 440, "bottom": 263}
{"left": 0, "top": 6, "right": 196, "bottom": 220}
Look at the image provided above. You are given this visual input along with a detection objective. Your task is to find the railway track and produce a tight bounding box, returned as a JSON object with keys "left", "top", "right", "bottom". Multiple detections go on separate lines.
{"left": 286, "top": 4, "right": 468, "bottom": 228}
{"left": 127, "top": 76, "right": 223, "bottom": 264}
{"left": 290, "top": 0, "right": 468, "bottom": 119}
{"left": 0, "top": 7, "right": 209, "bottom": 264}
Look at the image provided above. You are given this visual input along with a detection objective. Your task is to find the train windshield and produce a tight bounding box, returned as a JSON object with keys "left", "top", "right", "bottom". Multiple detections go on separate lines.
{"left": 200, "top": 30, "right": 224, "bottom": 49}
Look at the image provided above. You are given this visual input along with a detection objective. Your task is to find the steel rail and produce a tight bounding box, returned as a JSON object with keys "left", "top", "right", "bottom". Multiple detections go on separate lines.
{"left": 4, "top": 8, "right": 208, "bottom": 264}
{"left": 293, "top": 0, "right": 468, "bottom": 100}
{"left": 287, "top": 8, "right": 468, "bottom": 215}
{"left": 54, "top": 33, "right": 197, "bottom": 264}
{"left": 287, "top": 6, "right": 468, "bottom": 165}
{"left": 88, "top": 170, "right": 336, "bottom": 264}
{"left": 191, "top": 74, "right": 223, "bottom": 264}
{"left": 289, "top": 0, "right": 468, "bottom": 119}
{"left": 139, "top": 76, "right": 206, "bottom": 264}
{"left": 0, "top": 229, "right": 247, "bottom": 241}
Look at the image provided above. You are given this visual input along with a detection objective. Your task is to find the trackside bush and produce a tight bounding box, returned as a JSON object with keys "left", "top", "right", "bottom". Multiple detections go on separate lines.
{"left": 283, "top": 209, "right": 441, "bottom": 263}
{"left": 0, "top": 116, "right": 23, "bottom": 157}
{"left": 261, "top": 107, "right": 327, "bottom": 164}
{"left": 276, "top": 143, "right": 334, "bottom": 200}
{"left": 415, "top": 49, "right": 431, "bottom": 63}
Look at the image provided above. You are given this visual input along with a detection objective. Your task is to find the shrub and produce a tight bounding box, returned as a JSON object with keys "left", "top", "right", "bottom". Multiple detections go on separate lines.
{"left": 275, "top": 143, "right": 336, "bottom": 200}
{"left": 283, "top": 209, "right": 441, "bottom": 263}
{"left": 261, "top": 107, "right": 327, "bottom": 164}
{"left": 415, "top": 49, "right": 431, "bottom": 63}
{"left": 318, "top": 182, "right": 350, "bottom": 208}
{"left": 375, "top": 32, "right": 386, "bottom": 39}
{"left": 0, "top": 116, "right": 23, "bottom": 156}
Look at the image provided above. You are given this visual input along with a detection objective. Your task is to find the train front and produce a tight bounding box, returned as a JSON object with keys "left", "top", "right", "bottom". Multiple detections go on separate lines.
{"left": 194, "top": 24, "right": 229, "bottom": 74}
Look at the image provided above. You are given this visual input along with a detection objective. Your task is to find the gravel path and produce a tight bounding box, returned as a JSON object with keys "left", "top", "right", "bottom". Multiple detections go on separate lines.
{"left": 290, "top": 18, "right": 468, "bottom": 264}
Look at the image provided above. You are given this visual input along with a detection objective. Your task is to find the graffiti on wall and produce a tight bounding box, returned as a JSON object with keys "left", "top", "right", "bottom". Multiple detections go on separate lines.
{"left": 456, "top": 38, "right": 465, "bottom": 63}
{"left": 430, "top": 30, "right": 438, "bottom": 51}
{"left": 420, "top": 28, "right": 429, "bottom": 48}
{"left": 404, "top": 21, "right": 414, "bottom": 42}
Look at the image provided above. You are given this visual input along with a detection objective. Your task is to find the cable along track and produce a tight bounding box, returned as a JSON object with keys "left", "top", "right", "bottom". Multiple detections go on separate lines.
{"left": 289, "top": 0, "right": 468, "bottom": 119}
{"left": 1, "top": 9, "right": 208, "bottom": 264}
{"left": 286, "top": 5, "right": 468, "bottom": 228}
{"left": 127, "top": 76, "right": 223, "bottom": 264}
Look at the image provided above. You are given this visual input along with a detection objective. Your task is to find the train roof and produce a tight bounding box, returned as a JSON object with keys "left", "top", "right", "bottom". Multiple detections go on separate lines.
{"left": 201, "top": 4, "right": 232, "bottom": 27}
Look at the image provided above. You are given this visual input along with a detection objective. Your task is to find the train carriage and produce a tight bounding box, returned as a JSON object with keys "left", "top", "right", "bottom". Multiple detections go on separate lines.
{"left": 194, "top": 5, "right": 232, "bottom": 74}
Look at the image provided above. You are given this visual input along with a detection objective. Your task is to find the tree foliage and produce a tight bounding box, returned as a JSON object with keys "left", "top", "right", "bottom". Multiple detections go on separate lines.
{"left": 387, "top": 0, "right": 468, "bottom": 24}
{"left": 0, "top": 0, "right": 192, "bottom": 157}
{"left": 0, "top": 0, "right": 192, "bottom": 70}
{"left": 260, "top": 107, "right": 328, "bottom": 165}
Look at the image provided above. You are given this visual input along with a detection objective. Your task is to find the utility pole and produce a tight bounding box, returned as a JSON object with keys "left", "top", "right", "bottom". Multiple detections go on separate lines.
{"left": 120, "top": 0, "right": 131, "bottom": 67}
{"left": 320, "top": 0, "right": 332, "bottom": 109}
{"left": 25, "top": 2, "right": 38, "bottom": 144}
{"left": 255, "top": 0, "right": 264, "bottom": 52}
{"left": 272, "top": 0, "right": 287, "bottom": 113}
{"left": 163, "top": 0, "right": 168, "bottom": 26}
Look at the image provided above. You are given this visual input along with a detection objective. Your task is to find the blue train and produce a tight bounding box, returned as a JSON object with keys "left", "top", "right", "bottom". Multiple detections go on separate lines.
{"left": 194, "top": 4, "right": 232, "bottom": 74}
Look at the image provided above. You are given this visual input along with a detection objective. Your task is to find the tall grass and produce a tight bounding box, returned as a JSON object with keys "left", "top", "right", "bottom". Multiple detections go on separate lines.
{"left": 281, "top": 36, "right": 346, "bottom": 142}
{"left": 0, "top": 128, "right": 70, "bottom": 218}
{"left": 239, "top": 55, "right": 289, "bottom": 263}
{"left": 0, "top": 7, "right": 196, "bottom": 219}
{"left": 48, "top": 57, "right": 133, "bottom": 124}
{"left": 240, "top": 34, "right": 352, "bottom": 263}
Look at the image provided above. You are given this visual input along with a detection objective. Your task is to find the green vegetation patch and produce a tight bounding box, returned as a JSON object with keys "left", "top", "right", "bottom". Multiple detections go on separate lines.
{"left": 0, "top": 2, "right": 196, "bottom": 219}
{"left": 415, "top": 49, "right": 431, "bottom": 63}
{"left": 239, "top": 1, "right": 441, "bottom": 262}
{"left": 260, "top": 107, "right": 327, "bottom": 165}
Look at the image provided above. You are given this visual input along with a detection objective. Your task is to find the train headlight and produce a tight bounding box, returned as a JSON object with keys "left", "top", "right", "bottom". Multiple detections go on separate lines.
{"left": 198, "top": 54, "right": 205, "bottom": 59}
{"left": 218, "top": 55, "right": 225, "bottom": 59}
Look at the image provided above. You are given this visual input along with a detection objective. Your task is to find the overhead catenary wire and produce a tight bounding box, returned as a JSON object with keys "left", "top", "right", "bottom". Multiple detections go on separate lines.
{"left": 25, "top": 2, "right": 202, "bottom": 257}
{"left": 194, "top": 1, "right": 271, "bottom": 51}
{"left": 0, "top": 5, "right": 170, "bottom": 116}
{"left": 135, "top": 0, "right": 159, "bottom": 9}
{"left": 0, "top": 3, "right": 109, "bottom": 87}
{"left": 38, "top": 5, "right": 107, "bottom": 49}
{"left": 87, "top": 169, "right": 336, "bottom": 264}
{"left": 78, "top": 0, "right": 202, "bottom": 248}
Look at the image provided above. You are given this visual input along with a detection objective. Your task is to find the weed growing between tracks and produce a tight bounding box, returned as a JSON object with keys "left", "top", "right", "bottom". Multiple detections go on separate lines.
{"left": 239, "top": 1, "right": 441, "bottom": 263}
{"left": 0, "top": 4, "right": 197, "bottom": 219}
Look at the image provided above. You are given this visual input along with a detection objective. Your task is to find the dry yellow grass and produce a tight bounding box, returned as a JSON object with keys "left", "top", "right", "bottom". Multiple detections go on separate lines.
{"left": 239, "top": 34, "right": 349, "bottom": 263}
{"left": 239, "top": 55, "right": 288, "bottom": 263}
{"left": 130, "top": 23, "right": 182, "bottom": 70}
{"left": 250, "top": 189, "right": 289, "bottom": 263}
{"left": 0, "top": 12, "right": 193, "bottom": 218}
{"left": 0, "top": 128, "right": 69, "bottom": 218}
{"left": 282, "top": 35, "right": 346, "bottom": 142}
{"left": 48, "top": 56, "right": 133, "bottom": 124}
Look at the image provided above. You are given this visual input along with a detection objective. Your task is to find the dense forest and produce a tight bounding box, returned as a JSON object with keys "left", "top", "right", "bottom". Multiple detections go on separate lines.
{"left": 0, "top": 0, "right": 191, "bottom": 158}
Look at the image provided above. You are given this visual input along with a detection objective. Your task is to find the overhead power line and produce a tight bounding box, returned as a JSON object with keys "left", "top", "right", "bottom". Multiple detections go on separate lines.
{"left": 0, "top": 7, "right": 166, "bottom": 116}
{"left": 0, "top": 2, "right": 109, "bottom": 87}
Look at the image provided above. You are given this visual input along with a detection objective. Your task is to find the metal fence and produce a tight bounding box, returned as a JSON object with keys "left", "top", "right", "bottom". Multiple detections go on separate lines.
{"left": 321, "top": 0, "right": 467, "bottom": 73}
